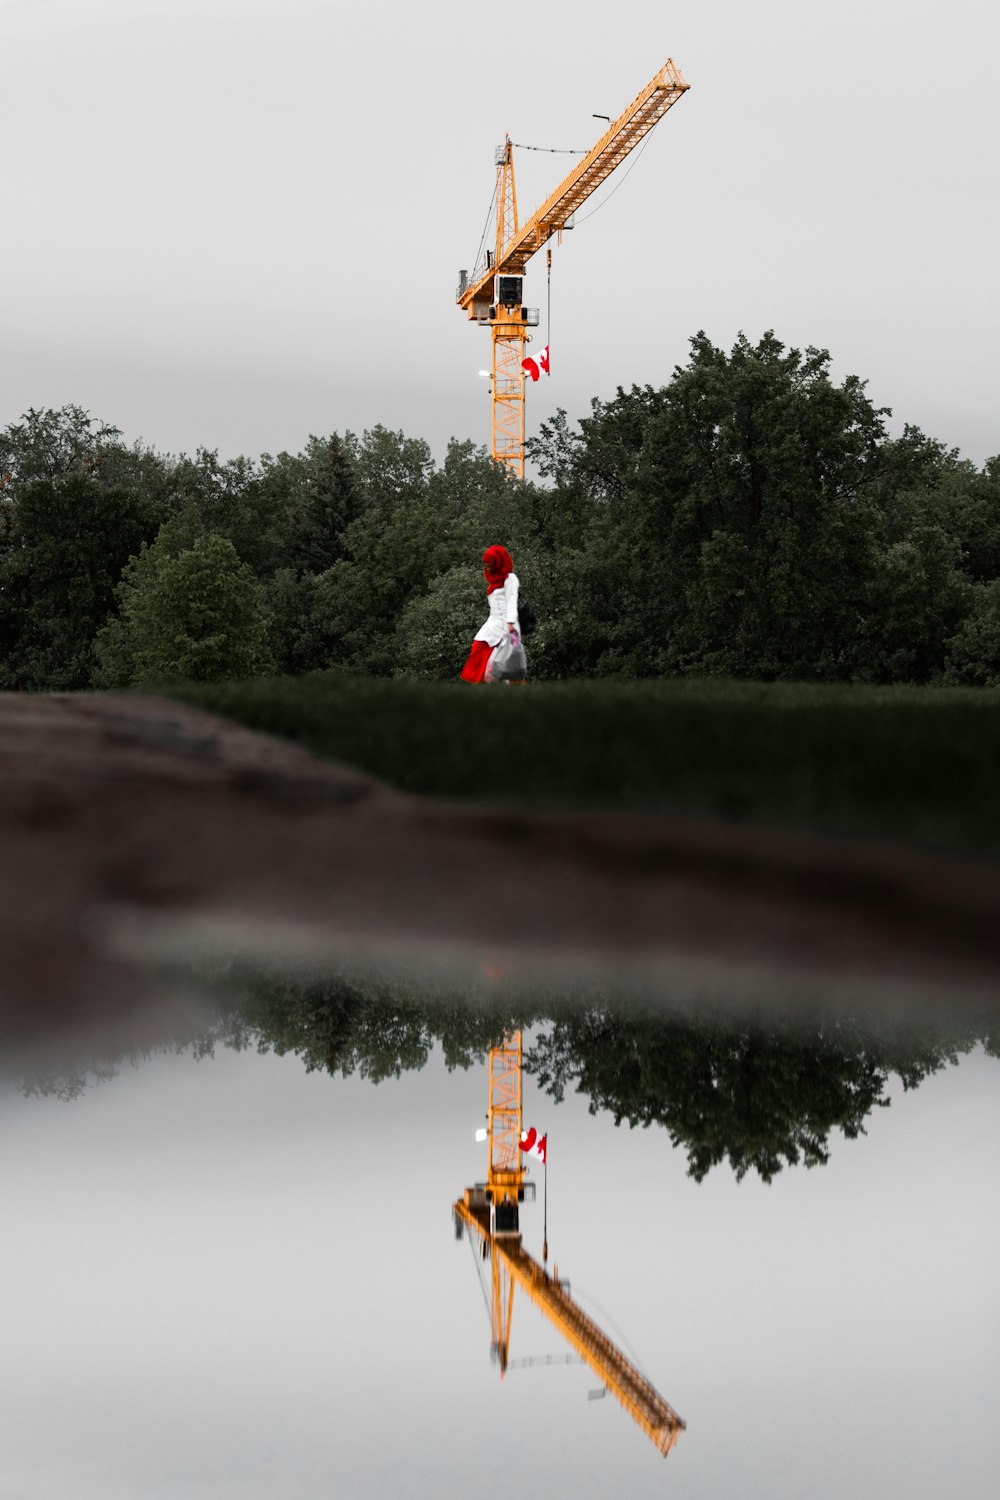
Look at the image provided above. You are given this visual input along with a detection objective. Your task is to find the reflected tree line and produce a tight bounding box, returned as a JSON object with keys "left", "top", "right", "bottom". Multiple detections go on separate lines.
{"left": 16, "top": 963, "right": 999, "bottom": 1184}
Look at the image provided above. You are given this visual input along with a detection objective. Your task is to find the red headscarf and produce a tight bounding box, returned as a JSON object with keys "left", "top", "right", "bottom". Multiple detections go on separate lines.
{"left": 483, "top": 544, "right": 513, "bottom": 594}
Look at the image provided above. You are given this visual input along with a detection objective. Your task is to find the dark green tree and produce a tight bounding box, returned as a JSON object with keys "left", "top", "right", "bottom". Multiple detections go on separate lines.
{"left": 392, "top": 565, "right": 486, "bottom": 680}
{"left": 0, "top": 404, "right": 123, "bottom": 486}
{"left": 157, "top": 448, "right": 268, "bottom": 572}
{"left": 94, "top": 515, "right": 272, "bottom": 685}
{"left": 0, "top": 470, "right": 160, "bottom": 689}
{"left": 858, "top": 522, "right": 968, "bottom": 682}
{"left": 526, "top": 1004, "right": 986, "bottom": 1182}
{"left": 342, "top": 423, "right": 434, "bottom": 509}
{"left": 944, "top": 579, "right": 1000, "bottom": 685}
{"left": 256, "top": 434, "right": 361, "bottom": 575}
{"left": 527, "top": 332, "right": 985, "bottom": 683}
{"left": 263, "top": 568, "right": 328, "bottom": 675}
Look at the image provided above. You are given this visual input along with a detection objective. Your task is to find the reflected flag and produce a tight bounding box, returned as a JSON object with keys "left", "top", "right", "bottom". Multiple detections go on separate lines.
{"left": 521, "top": 345, "right": 550, "bottom": 382}
{"left": 519, "top": 1126, "right": 547, "bottom": 1164}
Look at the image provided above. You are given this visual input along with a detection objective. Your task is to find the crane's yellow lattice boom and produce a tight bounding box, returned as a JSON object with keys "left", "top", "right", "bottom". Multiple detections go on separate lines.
{"left": 453, "top": 1195, "right": 685, "bottom": 1458}
{"left": 458, "top": 59, "right": 690, "bottom": 317}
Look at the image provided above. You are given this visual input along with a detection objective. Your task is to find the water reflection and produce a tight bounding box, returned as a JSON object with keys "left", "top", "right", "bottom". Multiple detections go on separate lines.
{"left": 3, "top": 962, "right": 999, "bottom": 1496}
{"left": 453, "top": 1031, "right": 685, "bottom": 1456}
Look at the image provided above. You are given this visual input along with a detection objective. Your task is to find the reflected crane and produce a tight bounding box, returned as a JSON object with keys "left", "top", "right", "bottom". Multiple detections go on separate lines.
{"left": 452, "top": 1032, "right": 685, "bottom": 1458}
{"left": 456, "top": 58, "right": 690, "bottom": 478}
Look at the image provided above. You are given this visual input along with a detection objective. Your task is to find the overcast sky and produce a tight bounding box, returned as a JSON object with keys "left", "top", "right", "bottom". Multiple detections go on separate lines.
{"left": 1, "top": 1039, "right": 997, "bottom": 1497}
{"left": 3, "top": 0, "right": 997, "bottom": 472}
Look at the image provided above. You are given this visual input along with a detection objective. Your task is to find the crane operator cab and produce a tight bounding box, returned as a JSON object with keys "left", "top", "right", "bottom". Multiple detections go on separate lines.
{"left": 461, "top": 1183, "right": 522, "bottom": 1240}
{"left": 491, "top": 1192, "right": 520, "bottom": 1238}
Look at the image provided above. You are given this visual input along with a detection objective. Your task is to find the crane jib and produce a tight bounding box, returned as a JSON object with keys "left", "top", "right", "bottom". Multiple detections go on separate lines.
{"left": 453, "top": 1195, "right": 686, "bottom": 1458}
{"left": 457, "top": 58, "right": 689, "bottom": 310}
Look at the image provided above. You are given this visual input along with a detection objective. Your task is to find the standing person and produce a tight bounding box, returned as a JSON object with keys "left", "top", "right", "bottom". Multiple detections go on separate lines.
{"left": 460, "top": 544, "right": 522, "bottom": 683}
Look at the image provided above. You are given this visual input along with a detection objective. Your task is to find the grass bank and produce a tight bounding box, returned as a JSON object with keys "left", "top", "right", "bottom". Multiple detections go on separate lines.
{"left": 173, "top": 674, "right": 1000, "bottom": 861}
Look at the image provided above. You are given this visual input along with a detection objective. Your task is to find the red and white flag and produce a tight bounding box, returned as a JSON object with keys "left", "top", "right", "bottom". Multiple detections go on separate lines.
{"left": 521, "top": 345, "right": 550, "bottom": 382}
{"left": 519, "top": 1126, "right": 547, "bottom": 1165}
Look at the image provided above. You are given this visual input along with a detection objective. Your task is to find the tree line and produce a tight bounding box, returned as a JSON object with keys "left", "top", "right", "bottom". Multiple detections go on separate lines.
{"left": 2, "top": 329, "right": 999, "bottom": 690}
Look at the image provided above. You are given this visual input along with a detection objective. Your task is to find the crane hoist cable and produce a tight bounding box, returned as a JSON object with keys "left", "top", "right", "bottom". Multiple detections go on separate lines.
{"left": 466, "top": 1224, "right": 493, "bottom": 1326}
{"left": 546, "top": 246, "right": 552, "bottom": 374}
{"left": 471, "top": 176, "right": 499, "bottom": 287}
{"left": 571, "top": 1284, "right": 650, "bottom": 1377}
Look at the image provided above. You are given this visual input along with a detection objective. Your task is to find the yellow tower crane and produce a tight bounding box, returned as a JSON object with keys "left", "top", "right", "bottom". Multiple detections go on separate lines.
{"left": 453, "top": 1031, "right": 686, "bottom": 1459}
{"left": 456, "top": 58, "right": 690, "bottom": 479}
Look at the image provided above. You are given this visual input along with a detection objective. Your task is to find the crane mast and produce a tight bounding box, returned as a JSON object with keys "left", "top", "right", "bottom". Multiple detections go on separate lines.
{"left": 453, "top": 1031, "right": 686, "bottom": 1459}
{"left": 489, "top": 141, "right": 535, "bottom": 479}
{"left": 456, "top": 58, "right": 690, "bottom": 478}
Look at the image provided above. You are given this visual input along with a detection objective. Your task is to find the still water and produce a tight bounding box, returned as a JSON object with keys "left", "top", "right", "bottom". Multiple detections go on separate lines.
{"left": 1, "top": 992, "right": 998, "bottom": 1499}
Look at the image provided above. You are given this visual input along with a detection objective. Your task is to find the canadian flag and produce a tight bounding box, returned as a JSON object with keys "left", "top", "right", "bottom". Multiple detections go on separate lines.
{"left": 519, "top": 1126, "right": 547, "bottom": 1165}
{"left": 521, "top": 345, "right": 550, "bottom": 382}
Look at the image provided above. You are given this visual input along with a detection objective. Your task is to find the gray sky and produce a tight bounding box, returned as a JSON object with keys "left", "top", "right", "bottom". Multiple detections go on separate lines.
{"left": 1, "top": 1039, "right": 998, "bottom": 1497}
{"left": 3, "top": 0, "right": 997, "bottom": 472}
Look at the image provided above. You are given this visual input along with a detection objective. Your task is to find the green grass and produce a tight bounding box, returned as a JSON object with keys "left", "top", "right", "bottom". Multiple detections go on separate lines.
{"left": 172, "top": 673, "right": 1000, "bottom": 862}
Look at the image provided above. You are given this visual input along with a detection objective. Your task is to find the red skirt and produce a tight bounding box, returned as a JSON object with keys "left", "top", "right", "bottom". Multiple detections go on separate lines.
{"left": 460, "top": 640, "right": 493, "bottom": 683}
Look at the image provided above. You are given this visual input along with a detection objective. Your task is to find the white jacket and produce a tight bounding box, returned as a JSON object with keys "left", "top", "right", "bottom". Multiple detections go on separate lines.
{"left": 474, "top": 572, "right": 520, "bottom": 647}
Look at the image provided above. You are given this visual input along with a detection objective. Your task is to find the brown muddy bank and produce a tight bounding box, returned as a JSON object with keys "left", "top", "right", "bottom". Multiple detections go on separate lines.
{"left": 2, "top": 691, "right": 999, "bottom": 1059}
